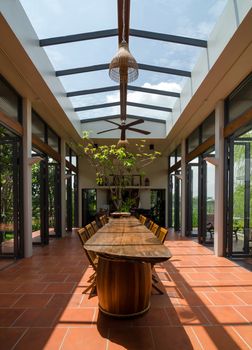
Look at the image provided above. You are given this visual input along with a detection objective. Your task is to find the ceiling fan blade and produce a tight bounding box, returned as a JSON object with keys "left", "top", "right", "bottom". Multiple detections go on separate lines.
{"left": 105, "top": 120, "right": 121, "bottom": 127}
{"left": 125, "top": 119, "right": 144, "bottom": 128}
{"left": 128, "top": 127, "right": 151, "bottom": 135}
{"left": 97, "top": 127, "right": 119, "bottom": 134}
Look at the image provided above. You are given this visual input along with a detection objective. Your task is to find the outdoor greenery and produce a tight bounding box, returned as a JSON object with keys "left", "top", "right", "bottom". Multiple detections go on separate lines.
{"left": 81, "top": 138, "right": 161, "bottom": 211}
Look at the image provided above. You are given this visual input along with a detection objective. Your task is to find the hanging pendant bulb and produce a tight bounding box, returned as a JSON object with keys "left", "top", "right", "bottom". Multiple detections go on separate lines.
{"left": 109, "top": 40, "right": 139, "bottom": 83}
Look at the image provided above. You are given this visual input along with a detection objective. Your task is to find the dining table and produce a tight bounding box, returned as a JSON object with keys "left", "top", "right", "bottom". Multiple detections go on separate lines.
{"left": 84, "top": 216, "right": 171, "bottom": 318}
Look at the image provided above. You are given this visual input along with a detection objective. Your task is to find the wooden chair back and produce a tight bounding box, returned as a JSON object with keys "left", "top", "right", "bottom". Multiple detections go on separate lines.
{"left": 100, "top": 215, "right": 107, "bottom": 226}
{"left": 91, "top": 220, "right": 99, "bottom": 233}
{"left": 77, "top": 228, "right": 87, "bottom": 245}
{"left": 146, "top": 220, "right": 154, "bottom": 229}
{"left": 157, "top": 227, "right": 169, "bottom": 244}
{"left": 85, "top": 223, "right": 95, "bottom": 238}
{"left": 139, "top": 215, "right": 147, "bottom": 225}
{"left": 151, "top": 223, "right": 159, "bottom": 236}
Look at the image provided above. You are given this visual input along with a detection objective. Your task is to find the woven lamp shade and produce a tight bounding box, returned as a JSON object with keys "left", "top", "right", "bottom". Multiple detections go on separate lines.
{"left": 109, "top": 41, "right": 138, "bottom": 83}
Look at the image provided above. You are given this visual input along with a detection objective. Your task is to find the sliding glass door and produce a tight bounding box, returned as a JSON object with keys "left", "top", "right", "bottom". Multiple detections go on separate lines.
{"left": 0, "top": 127, "right": 22, "bottom": 257}
{"left": 227, "top": 127, "right": 252, "bottom": 256}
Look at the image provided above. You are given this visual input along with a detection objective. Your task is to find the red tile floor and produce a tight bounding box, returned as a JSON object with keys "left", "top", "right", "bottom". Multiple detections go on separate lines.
{"left": 0, "top": 232, "right": 252, "bottom": 349}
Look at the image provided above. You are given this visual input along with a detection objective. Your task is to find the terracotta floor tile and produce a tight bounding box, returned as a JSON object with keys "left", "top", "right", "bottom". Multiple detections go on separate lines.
{"left": 42, "top": 282, "right": 76, "bottom": 293}
{"left": 61, "top": 327, "right": 107, "bottom": 350}
{"left": 55, "top": 307, "right": 96, "bottom": 327}
{"left": 166, "top": 306, "right": 210, "bottom": 325}
{"left": 108, "top": 327, "right": 154, "bottom": 350}
{"left": 13, "top": 307, "right": 62, "bottom": 327}
{"left": 202, "top": 306, "right": 250, "bottom": 325}
{"left": 14, "top": 327, "right": 67, "bottom": 350}
{"left": 0, "top": 294, "right": 22, "bottom": 307}
{"left": 204, "top": 292, "right": 246, "bottom": 306}
{"left": 132, "top": 307, "right": 169, "bottom": 326}
{"left": 234, "top": 292, "right": 252, "bottom": 305}
{"left": 12, "top": 294, "right": 53, "bottom": 308}
{"left": 14, "top": 282, "right": 49, "bottom": 293}
{"left": 191, "top": 325, "right": 250, "bottom": 350}
{"left": 234, "top": 306, "right": 252, "bottom": 322}
{"left": 0, "top": 327, "right": 27, "bottom": 350}
{"left": 232, "top": 325, "right": 252, "bottom": 348}
{"left": 0, "top": 283, "right": 20, "bottom": 293}
{"left": 40, "top": 273, "right": 68, "bottom": 282}
{"left": 186, "top": 273, "right": 217, "bottom": 281}
{"left": 151, "top": 326, "right": 200, "bottom": 350}
{"left": 46, "top": 294, "right": 84, "bottom": 308}
{"left": 0, "top": 308, "right": 24, "bottom": 326}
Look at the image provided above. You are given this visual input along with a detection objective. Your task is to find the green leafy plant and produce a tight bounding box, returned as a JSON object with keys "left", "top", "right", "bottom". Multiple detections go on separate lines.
{"left": 80, "top": 135, "right": 161, "bottom": 211}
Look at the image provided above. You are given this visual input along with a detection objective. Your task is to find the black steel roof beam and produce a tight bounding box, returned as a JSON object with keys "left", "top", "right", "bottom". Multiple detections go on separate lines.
{"left": 74, "top": 102, "right": 119, "bottom": 112}
{"left": 138, "top": 64, "right": 191, "bottom": 77}
{"left": 56, "top": 63, "right": 190, "bottom": 77}
{"left": 56, "top": 64, "right": 109, "bottom": 77}
{"left": 130, "top": 29, "right": 207, "bottom": 48}
{"left": 40, "top": 29, "right": 118, "bottom": 46}
{"left": 75, "top": 102, "right": 172, "bottom": 113}
{"left": 67, "top": 86, "right": 119, "bottom": 97}
{"left": 127, "top": 85, "right": 180, "bottom": 97}
{"left": 127, "top": 101, "right": 172, "bottom": 112}
{"left": 80, "top": 114, "right": 166, "bottom": 124}
{"left": 67, "top": 85, "right": 180, "bottom": 97}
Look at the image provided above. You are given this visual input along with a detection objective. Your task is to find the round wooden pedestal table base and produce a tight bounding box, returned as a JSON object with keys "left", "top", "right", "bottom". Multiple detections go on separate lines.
{"left": 97, "top": 255, "right": 152, "bottom": 318}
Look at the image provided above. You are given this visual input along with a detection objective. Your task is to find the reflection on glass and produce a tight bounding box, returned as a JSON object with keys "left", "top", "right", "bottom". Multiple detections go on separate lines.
{"left": 232, "top": 129, "right": 252, "bottom": 254}
{"left": 32, "top": 162, "right": 41, "bottom": 243}
{"left": 0, "top": 143, "right": 14, "bottom": 254}
{"left": 205, "top": 161, "right": 215, "bottom": 243}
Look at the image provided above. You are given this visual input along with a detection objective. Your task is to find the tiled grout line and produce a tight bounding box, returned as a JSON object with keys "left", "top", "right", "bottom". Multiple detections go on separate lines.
{"left": 232, "top": 305, "right": 252, "bottom": 324}
{"left": 59, "top": 327, "right": 70, "bottom": 350}
{"left": 148, "top": 326, "right": 157, "bottom": 350}
{"left": 10, "top": 327, "right": 29, "bottom": 350}
{"left": 231, "top": 325, "right": 252, "bottom": 350}
{"left": 190, "top": 326, "right": 205, "bottom": 350}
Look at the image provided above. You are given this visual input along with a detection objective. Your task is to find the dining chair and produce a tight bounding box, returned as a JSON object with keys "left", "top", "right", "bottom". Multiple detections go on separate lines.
{"left": 157, "top": 227, "right": 169, "bottom": 243}
{"left": 139, "top": 215, "right": 147, "bottom": 225}
{"left": 77, "top": 228, "right": 98, "bottom": 295}
{"left": 152, "top": 227, "right": 169, "bottom": 294}
{"left": 151, "top": 223, "right": 159, "bottom": 236}
{"left": 85, "top": 223, "right": 95, "bottom": 238}
{"left": 91, "top": 220, "right": 99, "bottom": 233}
{"left": 146, "top": 219, "right": 154, "bottom": 229}
{"left": 100, "top": 215, "right": 107, "bottom": 226}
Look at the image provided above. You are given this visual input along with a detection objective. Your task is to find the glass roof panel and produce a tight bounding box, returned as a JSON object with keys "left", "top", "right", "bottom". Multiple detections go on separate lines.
{"left": 131, "top": 0, "right": 228, "bottom": 38}
{"left": 20, "top": 0, "right": 117, "bottom": 37}
{"left": 19, "top": 0, "right": 228, "bottom": 128}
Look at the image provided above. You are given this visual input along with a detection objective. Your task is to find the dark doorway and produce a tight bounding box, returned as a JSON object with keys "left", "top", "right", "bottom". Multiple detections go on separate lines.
{"left": 82, "top": 189, "right": 97, "bottom": 226}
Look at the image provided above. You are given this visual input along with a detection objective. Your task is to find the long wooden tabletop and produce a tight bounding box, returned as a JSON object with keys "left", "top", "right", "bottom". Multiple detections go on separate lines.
{"left": 84, "top": 216, "right": 172, "bottom": 263}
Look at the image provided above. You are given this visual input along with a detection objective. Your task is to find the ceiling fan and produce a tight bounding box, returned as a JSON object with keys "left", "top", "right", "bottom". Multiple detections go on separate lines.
{"left": 97, "top": 119, "right": 151, "bottom": 140}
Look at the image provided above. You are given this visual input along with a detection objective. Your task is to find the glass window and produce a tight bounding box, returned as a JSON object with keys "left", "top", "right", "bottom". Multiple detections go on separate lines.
{"left": 227, "top": 74, "right": 252, "bottom": 123}
{"left": 32, "top": 112, "right": 45, "bottom": 142}
{"left": 71, "top": 150, "right": 77, "bottom": 167}
{"left": 176, "top": 145, "right": 181, "bottom": 162}
{"left": 169, "top": 150, "right": 176, "bottom": 167}
{"left": 65, "top": 145, "right": 70, "bottom": 163}
{"left": 48, "top": 127, "right": 60, "bottom": 153}
{"left": 187, "top": 129, "right": 200, "bottom": 153}
{"left": 202, "top": 112, "right": 215, "bottom": 142}
{"left": 0, "top": 77, "right": 20, "bottom": 121}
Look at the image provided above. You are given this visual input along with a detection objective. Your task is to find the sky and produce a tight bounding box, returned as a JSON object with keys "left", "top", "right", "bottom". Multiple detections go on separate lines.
{"left": 19, "top": 0, "right": 228, "bottom": 123}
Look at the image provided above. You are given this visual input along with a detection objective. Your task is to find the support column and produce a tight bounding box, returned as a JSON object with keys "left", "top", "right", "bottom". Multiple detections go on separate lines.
{"left": 22, "top": 98, "right": 32, "bottom": 257}
{"left": 214, "top": 100, "right": 225, "bottom": 256}
{"left": 60, "top": 139, "right": 66, "bottom": 235}
{"left": 181, "top": 139, "right": 186, "bottom": 237}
